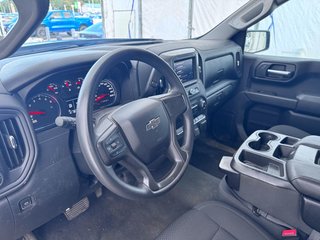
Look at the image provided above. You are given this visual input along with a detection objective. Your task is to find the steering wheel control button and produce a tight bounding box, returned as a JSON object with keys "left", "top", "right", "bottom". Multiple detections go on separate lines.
{"left": 111, "top": 142, "right": 118, "bottom": 149}
{"left": 104, "top": 131, "right": 126, "bottom": 160}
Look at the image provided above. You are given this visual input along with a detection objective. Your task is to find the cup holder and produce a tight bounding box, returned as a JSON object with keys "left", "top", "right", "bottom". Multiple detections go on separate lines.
{"left": 248, "top": 132, "right": 278, "bottom": 152}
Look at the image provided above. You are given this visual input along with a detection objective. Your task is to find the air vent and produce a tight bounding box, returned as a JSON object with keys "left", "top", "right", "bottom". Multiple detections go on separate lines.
{"left": 0, "top": 118, "right": 25, "bottom": 170}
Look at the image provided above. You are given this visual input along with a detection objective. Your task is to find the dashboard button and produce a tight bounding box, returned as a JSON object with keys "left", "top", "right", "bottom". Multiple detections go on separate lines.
{"left": 19, "top": 197, "right": 33, "bottom": 211}
{"left": 188, "top": 87, "right": 199, "bottom": 96}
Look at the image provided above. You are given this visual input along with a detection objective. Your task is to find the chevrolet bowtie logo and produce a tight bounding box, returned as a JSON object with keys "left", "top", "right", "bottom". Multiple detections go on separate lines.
{"left": 146, "top": 116, "right": 160, "bottom": 131}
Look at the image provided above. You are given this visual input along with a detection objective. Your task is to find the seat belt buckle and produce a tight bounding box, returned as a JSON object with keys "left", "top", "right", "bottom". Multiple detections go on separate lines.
{"left": 282, "top": 229, "right": 299, "bottom": 240}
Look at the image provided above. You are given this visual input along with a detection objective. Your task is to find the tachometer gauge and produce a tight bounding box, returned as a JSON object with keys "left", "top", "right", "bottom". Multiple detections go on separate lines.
{"left": 94, "top": 79, "right": 118, "bottom": 109}
{"left": 27, "top": 94, "right": 61, "bottom": 130}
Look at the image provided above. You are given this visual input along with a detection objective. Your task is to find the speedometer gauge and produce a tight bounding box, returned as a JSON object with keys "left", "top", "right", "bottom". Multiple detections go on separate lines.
{"left": 27, "top": 94, "right": 61, "bottom": 130}
{"left": 94, "top": 80, "right": 118, "bottom": 109}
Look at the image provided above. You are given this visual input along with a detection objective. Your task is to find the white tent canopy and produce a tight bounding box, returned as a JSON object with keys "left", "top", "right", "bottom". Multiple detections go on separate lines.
{"left": 103, "top": 0, "right": 248, "bottom": 39}
{"left": 102, "top": 0, "right": 319, "bottom": 59}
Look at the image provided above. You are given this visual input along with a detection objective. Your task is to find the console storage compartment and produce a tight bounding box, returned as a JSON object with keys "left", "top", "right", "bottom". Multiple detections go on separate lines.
{"left": 232, "top": 130, "right": 290, "bottom": 179}
{"left": 273, "top": 145, "right": 294, "bottom": 160}
{"left": 219, "top": 130, "right": 315, "bottom": 234}
{"left": 281, "top": 136, "right": 299, "bottom": 145}
{"left": 239, "top": 150, "right": 284, "bottom": 176}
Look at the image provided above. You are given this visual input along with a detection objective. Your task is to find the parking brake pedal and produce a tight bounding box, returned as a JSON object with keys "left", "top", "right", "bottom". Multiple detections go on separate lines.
{"left": 64, "top": 197, "right": 89, "bottom": 221}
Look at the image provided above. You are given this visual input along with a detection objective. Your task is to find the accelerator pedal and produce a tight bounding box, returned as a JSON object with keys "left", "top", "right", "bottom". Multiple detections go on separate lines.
{"left": 64, "top": 197, "right": 89, "bottom": 221}
{"left": 21, "top": 232, "right": 37, "bottom": 240}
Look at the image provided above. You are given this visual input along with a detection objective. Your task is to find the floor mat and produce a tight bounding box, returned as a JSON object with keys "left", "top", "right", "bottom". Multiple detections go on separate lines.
{"left": 34, "top": 165, "right": 220, "bottom": 240}
{"left": 190, "top": 138, "right": 234, "bottom": 179}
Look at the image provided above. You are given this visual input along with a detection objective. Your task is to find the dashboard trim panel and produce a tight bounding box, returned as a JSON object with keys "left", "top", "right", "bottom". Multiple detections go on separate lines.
{"left": 0, "top": 100, "right": 38, "bottom": 198}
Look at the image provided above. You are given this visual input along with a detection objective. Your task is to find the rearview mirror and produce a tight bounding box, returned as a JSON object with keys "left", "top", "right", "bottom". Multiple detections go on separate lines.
{"left": 245, "top": 30, "right": 270, "bottom": 53}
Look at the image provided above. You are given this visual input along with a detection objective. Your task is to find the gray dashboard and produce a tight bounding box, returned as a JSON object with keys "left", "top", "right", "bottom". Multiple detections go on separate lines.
{"left": 0, "top": 39, "right": 242, "bottom": 239}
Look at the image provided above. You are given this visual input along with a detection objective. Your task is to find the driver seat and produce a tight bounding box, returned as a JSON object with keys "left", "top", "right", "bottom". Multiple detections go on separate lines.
{"left": 156, "top": 201, "right": 274, "bottom": 240}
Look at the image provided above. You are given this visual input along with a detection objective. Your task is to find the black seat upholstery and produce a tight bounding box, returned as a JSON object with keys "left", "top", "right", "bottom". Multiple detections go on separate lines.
{"left": 269, "top": 125, "right": 309, "bottom": 139}
{"left": 156, "top": 201, "right": 274, "bottom": 240}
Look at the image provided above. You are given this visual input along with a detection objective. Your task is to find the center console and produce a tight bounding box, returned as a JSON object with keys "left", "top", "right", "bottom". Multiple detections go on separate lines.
{"left": 220, "top": 130, "right": 320, "bottom": 235}
{"left": 160, "top": 48, "right": 207, "bottom": 139}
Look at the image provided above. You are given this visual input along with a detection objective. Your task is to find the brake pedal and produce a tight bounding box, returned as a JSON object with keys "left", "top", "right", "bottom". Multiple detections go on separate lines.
{"left": 64, "top": 197, "right": 89, "bottom": 221}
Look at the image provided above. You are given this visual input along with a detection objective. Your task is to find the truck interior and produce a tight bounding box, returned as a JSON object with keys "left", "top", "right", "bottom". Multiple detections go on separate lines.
{"left": 0, "top": 0, "right": 320, "bottom": 239}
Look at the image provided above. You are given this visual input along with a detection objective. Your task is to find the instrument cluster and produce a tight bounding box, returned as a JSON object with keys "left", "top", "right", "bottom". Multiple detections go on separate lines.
{"left": 26, "top": 71, "right": 120, "bottom": 131}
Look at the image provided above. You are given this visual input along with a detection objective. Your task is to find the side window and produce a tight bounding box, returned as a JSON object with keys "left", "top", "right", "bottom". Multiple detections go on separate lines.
{"left": 63, "top": 12, "right": 72, "bottom": 19}
{"left": 245, "top": 0, "right": 320, "bottom": 59}
{"left": 50, "top": 12, "right": 62, "bottom": 19}
{"left": 0, "top": 1, "right": 18, "bottom": 39}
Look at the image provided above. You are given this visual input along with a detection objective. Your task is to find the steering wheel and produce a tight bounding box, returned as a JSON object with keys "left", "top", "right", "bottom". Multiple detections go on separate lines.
{"left": 77, "top": 48, "right": 194, "bottom": 199}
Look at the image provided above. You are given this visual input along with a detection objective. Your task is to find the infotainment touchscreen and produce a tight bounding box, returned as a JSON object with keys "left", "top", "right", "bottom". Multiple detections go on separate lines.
{"left": 173, "top": 58, "right": 195, "bottom": 83}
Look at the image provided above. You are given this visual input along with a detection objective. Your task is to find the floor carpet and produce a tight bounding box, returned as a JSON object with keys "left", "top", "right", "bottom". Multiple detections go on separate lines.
{"left": 34, "top": 165, "right": 220, "bottom": 240}
{"left": 190, "top": 138, "right": 234, "bottom": 179}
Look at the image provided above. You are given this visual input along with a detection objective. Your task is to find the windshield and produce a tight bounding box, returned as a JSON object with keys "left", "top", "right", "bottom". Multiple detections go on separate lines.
{"left": 1, "top": 0, "right": 249, "bottom": 44}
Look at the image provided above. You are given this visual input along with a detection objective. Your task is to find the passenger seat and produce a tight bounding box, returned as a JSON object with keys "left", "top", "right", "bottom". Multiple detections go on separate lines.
{"left": 269, "top": 125, "right": 309, "bottom": 139}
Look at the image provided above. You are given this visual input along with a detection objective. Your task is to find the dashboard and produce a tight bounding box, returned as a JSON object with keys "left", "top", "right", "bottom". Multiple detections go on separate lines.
{"left": 0, "top": 40, "right": 242, "bottom": 240}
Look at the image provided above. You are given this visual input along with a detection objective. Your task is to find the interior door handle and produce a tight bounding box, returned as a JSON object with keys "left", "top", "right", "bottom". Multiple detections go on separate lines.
{"left": 267, "top": 69, "right": 292, "bottom": 77}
